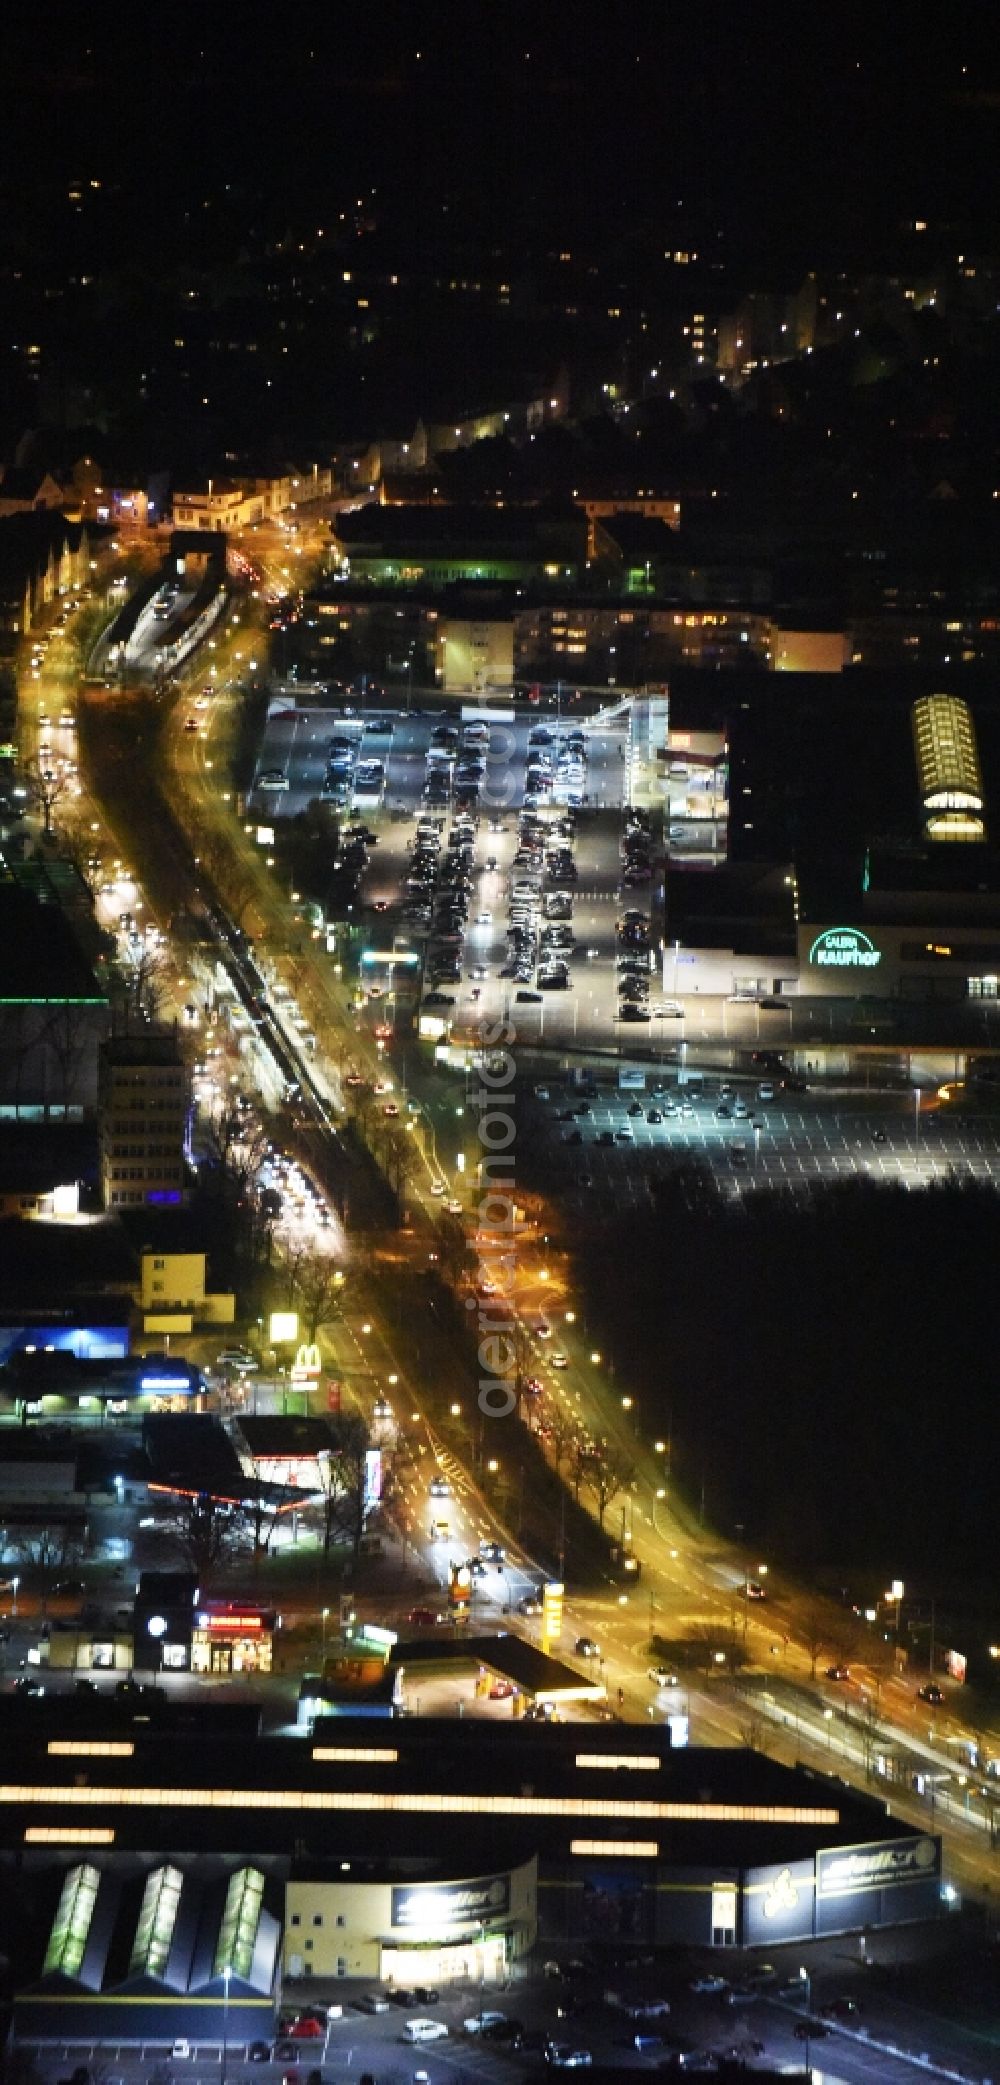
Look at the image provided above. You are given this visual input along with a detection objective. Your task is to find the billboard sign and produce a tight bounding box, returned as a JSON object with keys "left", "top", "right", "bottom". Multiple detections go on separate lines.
{"left": 391, "top": 1875, "right": 510, "bottom": 1929}
{"left": 743, "top": 1858, "right": 815, "bottom": 1946}
{"left": 817, "top": 1834, "right": 939, "bottom": 1897}
{"left": 808, "top": 926, "right": 881, "bottom": 970}
{"left": 541, "top": 1581, "right": 564, "bottom": 1647}
{"left": 944, "top": 1648, "right": 967, "bottom": 1684}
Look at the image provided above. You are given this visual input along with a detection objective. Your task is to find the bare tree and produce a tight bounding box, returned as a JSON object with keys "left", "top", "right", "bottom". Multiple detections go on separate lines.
{"left": 159, "top": 1495, "right": 248, "bottom": 1579}
{"left": 289, "top": 1250, "right": 345, "bottom": 1342}
{"left": 734, "top": 1687, "right": 769, "bottom": 1754}
{"left": 22, "top": 756, "right": 70, "bottom": 836}
{"left": 801, "top": 1606, "right": 833, "bottom": 1681}
{"left": 198, "top": 1098, "right": 273, "bottom": 1260}
{"left": 541, "top": 1399, "right": 577, "bottom": 1471}
{"left": 113, "top": 935, "right": 170, "bottom": 1024}
{"left": 275, "top": 1231, "right": 310, "bottom": 1307}
{"left": 3, "top": 1522, "right": 87, "bottom": 1610}
{"left": 577, "top": 1444, "right": 632, "bottom": 1529}
{"left": 198, "top": 836, "right": 260, "bottom": 933}
{"left": 42, "top": 1003, "right": 96, "bottom": 1112}
{"left": 319, "top": 1415, "right": 372, "bottom": 1559}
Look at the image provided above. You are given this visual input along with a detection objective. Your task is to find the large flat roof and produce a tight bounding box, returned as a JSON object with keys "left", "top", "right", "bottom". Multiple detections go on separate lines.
{"left": 392, "top": 1630, "right": 604, "bottom": 1701}
{"left": 0, "top": 1713, "right": 907, "bottom": 1872}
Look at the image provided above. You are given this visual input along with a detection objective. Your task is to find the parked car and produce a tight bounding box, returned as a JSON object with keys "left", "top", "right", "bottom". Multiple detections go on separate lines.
{"left": 463, "top": 2010, "right": 508, "bottom": 2035}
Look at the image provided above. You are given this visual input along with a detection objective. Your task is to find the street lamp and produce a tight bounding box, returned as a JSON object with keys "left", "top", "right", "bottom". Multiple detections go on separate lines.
{"left": 887, "top": 1577, "right": 904, "bottom": 1655}
{"left": 797, "top": 1963, "right": 811, "bottom": 2061}
{"left": 322, "top": 1607, "right": 330, "bottom": 1659}
{"left": 221, "top": 1962, "right": 231, "bottom": 2085}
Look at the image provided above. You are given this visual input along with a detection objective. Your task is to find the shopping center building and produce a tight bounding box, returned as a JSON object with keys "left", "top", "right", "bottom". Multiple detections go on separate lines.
{"left": 0, "top": 1706, "right": 946, "bottom": 2047}
{"left": 663, "top": 681, "right": 1000, "bottom": 1009}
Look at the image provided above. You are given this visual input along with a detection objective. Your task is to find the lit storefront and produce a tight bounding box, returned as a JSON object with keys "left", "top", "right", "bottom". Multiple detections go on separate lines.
{"left": 284, "top": 1861, "right": 536, "bottom": 1984}
{"left": 191, "top": 1602, "right": 275, "bottom": 1676}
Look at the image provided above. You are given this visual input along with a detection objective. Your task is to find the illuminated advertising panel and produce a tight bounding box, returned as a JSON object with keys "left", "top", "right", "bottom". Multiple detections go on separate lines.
{"left": 541, "top": 1581, "right": 564, "bottom": 1649}
{"left": 391, "top": 1875, "right": 510, "bottom": 1929}
{"left": 808, "top": 927, "right": 881, "bottom": 969}
{"left": 818, "top": 1834, "right": 938, "bottom": 1894}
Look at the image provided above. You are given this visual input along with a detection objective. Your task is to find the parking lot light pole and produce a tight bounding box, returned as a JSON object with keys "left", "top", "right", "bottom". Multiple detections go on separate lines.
{"left": 221, "top": 1962, "right": 231, "bottom": 2085}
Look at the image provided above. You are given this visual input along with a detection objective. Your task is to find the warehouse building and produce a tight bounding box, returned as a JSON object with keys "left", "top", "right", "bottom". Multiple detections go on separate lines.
{"left": 0, "top": 1709, "right": 944, "bottom": 2050}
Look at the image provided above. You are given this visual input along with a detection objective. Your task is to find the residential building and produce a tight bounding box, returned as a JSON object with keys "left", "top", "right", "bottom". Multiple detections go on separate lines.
{"left": 438, "top": 615, "right": 514, "bottom": 692}
{"left": 0, "top": 468, "right": 66, "bottom": 520}
{"left": 98, "top": 1030, "right": 189, "bottom": 1209}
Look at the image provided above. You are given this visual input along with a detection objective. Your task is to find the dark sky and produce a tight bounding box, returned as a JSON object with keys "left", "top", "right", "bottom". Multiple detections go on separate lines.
{"left": 2, "top": 6, "right": 1000, "bottom": 268}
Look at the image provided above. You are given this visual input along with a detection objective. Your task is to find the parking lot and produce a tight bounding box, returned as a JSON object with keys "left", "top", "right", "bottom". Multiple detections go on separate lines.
{"left": 23, "top": 1953, "right": 965, "bottom": 2084}
{"left": 524, "top": 1077, "right": 1000, "bottom": 1212}
{"left": 247, "top": 700, "right": 654, "bottom": 1057}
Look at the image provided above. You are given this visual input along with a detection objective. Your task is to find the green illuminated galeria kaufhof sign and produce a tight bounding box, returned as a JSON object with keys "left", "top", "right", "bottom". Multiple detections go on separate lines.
{"left": 808, "top": 927, "right": 882, "bottom": 969}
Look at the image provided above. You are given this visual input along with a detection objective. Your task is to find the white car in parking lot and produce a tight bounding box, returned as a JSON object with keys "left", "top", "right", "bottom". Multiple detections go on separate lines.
{"left": 405, "top": 2019, "right": 449, "bottom": 2042}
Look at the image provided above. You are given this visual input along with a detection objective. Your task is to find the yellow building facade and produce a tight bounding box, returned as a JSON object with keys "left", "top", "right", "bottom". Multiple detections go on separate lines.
{"left": 284, "top": 1857, "right": 537, "bottom": 1984}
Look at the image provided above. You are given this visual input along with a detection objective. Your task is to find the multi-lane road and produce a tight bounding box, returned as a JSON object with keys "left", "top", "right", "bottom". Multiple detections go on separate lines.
{"left": 33, "top": 557, "right": 1000, "bottom": 1924}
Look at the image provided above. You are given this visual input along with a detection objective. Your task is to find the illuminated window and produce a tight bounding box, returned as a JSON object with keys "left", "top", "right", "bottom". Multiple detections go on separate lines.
{"left": 912, "top": 694, "right": 986, "bottom": 841}
{"left": 313, "top": 1748, "right": 399, "bottom": 1764}
{"left": 214, "top": 1866, "right": 265, "bottom": 1980}
{"left": 27, "top": 1827, "right": 115, "bottom": 1846}
{"left": 129, "top": 1864, "right": 184, "bottom": 1979}
{"left": 43, "top": 1863, "right": 101, "bottom": 1975}
{"left": 571, "top": 1839, "right": 658, "bottom": 1857}
{"left": 48, "top": 1741, "right": 134, "bottom": 1759}
{"left": 575, "top": 1755, "right": 659, "bottom": 1772}
{"left": 2, "top": 1785, "right": 840, "bottom": 1828}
